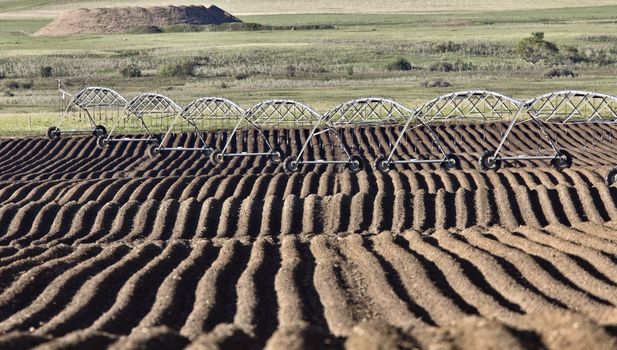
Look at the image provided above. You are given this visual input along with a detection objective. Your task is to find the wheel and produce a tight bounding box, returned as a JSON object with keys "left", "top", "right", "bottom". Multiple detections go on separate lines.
{"left": 269, "top": 148, "right": 283, "bottom": 163}
{"left": 201, "top": 147, "right": 213, "bottom": 157}
{"left": 479, "top": 150, "right": 501, "bottom": 171}
{"left": 607, "top": 167, "right": 617, "bottom": 186}
{"left": 441, "top": 153, "right": 460, "bottom": 171}
{"left": 96, "top": 136, "right": 109, "bottom": 149}
{"left": 147, "top": 144, "right": 162, "bottom": 158}
{"left": 47, "top": 127, "right": 61, "bottom": 140}
{"left": 550, "top": 150, "right": 572, "bottom": 170}
{"left": 210, "top": 150, "right": 225, "bottom": 165}
{"left": 283, "top": 156, "right": 300, "bottom": 173}
{"left": 93, "top": 125, "right": 107, "bottom": 137}
{"left": 347, "top": 155, "right": 364, "bottom": 174}
{"left": 374, "top": 155, "right": 393, "bottom": 173}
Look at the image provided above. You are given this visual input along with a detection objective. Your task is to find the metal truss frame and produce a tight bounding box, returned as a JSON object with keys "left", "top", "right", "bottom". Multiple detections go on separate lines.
{"left": 287, "top": 97, "right": 408, "bottom": 173}
{"left": 151, "top": 97, "right": 245, "bottom": 157}
{"left": 376, "top": 90, "right": 521, "bottom": 171}
{"left": 48, "top": 86, "right": 127, "bottom": 140}
{"left": 98, "top": 93, "right": 182, "bottom": 148}
{"left": 211, "top": 99, "right": 321, "bottom": 164}
{"left": 488, "top": 91, "right": 617, "bottom": 170}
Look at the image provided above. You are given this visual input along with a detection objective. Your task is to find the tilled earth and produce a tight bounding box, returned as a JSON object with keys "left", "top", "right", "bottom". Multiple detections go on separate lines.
{"left": 1, "top": 123, "right": 617, "bottom": 349}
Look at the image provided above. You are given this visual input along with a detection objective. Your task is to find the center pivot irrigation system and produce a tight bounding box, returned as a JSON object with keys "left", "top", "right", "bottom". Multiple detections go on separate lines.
{"left": 209, "top": 99, "right": 319, "bottom": 166}
{"left": 48, "top": 86, "right": 617, "bottom": 182}
{"left": 49, "top": 84, "right": 126, "bottom": 139}
{"left": 283, "top": 97, "right": 415, "bottom": 173}
{"left": 96, "top": 93, "right": 182, "bottom": 149}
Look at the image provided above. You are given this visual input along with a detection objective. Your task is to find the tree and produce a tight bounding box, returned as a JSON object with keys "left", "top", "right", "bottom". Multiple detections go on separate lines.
{"left": 516, "top": 32, "right": 559, "bottom": 64}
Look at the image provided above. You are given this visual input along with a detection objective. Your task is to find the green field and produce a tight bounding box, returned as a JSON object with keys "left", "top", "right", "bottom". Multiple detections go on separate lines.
{"left": 0, "top": 1, "right": 617, "bottom": 136}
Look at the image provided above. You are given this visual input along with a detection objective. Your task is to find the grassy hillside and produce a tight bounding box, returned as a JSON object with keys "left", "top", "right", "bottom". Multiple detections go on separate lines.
{"left": 1, "top": 0, "right": 617, "bottom": 17}
{"left": 0, "top": 2, "right": 616, "bottom": 135}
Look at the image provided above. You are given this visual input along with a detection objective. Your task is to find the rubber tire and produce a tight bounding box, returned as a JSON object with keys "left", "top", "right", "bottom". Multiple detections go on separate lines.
{"left": 201, "top": 147, "right": 213, "bottom": 158}
{"left": 96, "top": 136, "right": 109, "bottom": 149}
{"left": 283, "top": 156, "right": 300, "bottom": 173}
{"left": 47, "top": 127, "right": 61, "bottom": 140}
{"left": 147, "top": 144, "right": 162, "bottom": 158}
{"left": 374, "top": 155, "right": 392, "bottom": 173}
{"left": 269, "top": 148, "right": 283, "bottom": 163}
{"left": 606, "top": 167, "right": 617, "bottom": 186}
{"left": 347, "top": 155, "right": 364, "bottom": 174}
{"left": 479, "top": 150, "right": 501, "bottom": 171}
{"left": 210, "top": 150, "right": 225, "bottom": 165}
{"left": 93, "top": 125, "right": 107, "bottom": 138}
{"left": 550, "top": 150, "right": 573, "bottom": 170}
{"left": 441, "top": 153, "right": 461, "bottom": 171}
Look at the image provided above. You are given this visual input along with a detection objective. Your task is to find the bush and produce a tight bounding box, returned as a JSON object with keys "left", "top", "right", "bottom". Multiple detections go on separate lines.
{"left": 347, "top": 65, "right": 354, "bottom": 76}
{"left": 516, "top": 32, "right": 559, "bottom": 64}
{"left": 429, "top": 61, "right": 453, "bottom": 72}
{"left": 0, "top": 71, "right": 5, "bottom": 80}
{"left": 158, "top": 58, "right": 206, "bottom": 78}
{"left": 121, "top": 65, "right": 142, "bottom": 78}
{"left": 387, "top": 58, "right": 412, "bottom": 71}
{"left": 162, "top": 25, "right": 201, "bottom": 33}
{"left": 3, "top": 91, "right": 14, "bottom": 97}
{"left": 21, "top": 81, "right": 33, "bottom": 89}
{"left": 285, "top": 65, "right": 297, "bottom": 77}
{"left": 234, "top": 72, "right": 250, "bottom": 80}
{"left": 420, "top": 78, "right": 451, "bottom": 88}
{"left": 4, "top": 81, "right": 19, "bottom": 89}
{"left": 39, "top": 66, "right": 53, "bottom": 78}
{"left": 560, "top": 46, "right": 586, "bottom": 64}
{"left": 453, "top": 59, "right": 474, "bottom": 71}
{"left": 130, "top": 26, "right": 163, "bottom": 34}
{"left": 429, "top": 60, "right": 474, "bottom": 72}
{"left": 544, "top": 68, "right": 576, "bottom": 78}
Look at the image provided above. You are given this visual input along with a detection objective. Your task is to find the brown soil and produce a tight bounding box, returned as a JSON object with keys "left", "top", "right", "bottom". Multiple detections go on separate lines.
{"left": 0, "top": 123, "right": 617, "bottom": 349}
{"left": 35, "top": 5, "right": 241, "bottom": 36}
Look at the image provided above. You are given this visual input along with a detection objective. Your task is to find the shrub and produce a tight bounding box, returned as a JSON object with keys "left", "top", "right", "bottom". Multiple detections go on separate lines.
{"left": 429, "top": 61, "right": 453, "bottom": 72}
{"left": 453, "top": 59, "right": 474, "bottom": 71}
{"left": 420, "top": 78, "right": 451, "bottom": 88}
{"left": 516, "top": 32, "right": 559, "bottom": 64}
{"left": 561, "top": 46, "right": 586, "bottom": 64}
{"left": 21, "top": 81, "right": 33, "bottom": 89}
{"left": 3, "top": 91, "right": 14, "bottom": 97}
{"left": 121, "top": 65, "right": 142, "bottom": 78}
{"left": 39, "top": 66, "right": 53, "bottom": 78}
{"left": 234, "top": 72, "right": 250, "bottom": 80}
{"left": 0, "top": 71, "right": 5, "bottom": 80}
{"left": 162, "top": 24, "right": 201, "bottom": 33}
{"left": 4, "top": 81, "right": 19, "bottom": 89}
{"left": 285, "top": 64, "right": 297, "bottom": 77}
{"left": 130, "top": 26, "right": 163, "bottom": 34}
{"left": 158, "top": 58, "right": 205, "bottom": 77}
{"left": 429, "top": 60, "right": 474, "bottom": 72}
{"left": 544, "top": 68, "right": 576, "bottom": 78}
{"left": 347, "top": 65, "right": 354, "bottom": 76}
{"left": 387, "top": 58, "right": 412, "bottom": 71}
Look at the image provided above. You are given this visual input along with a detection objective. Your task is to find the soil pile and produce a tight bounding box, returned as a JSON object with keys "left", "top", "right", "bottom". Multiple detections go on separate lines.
{"left": 35, "top": 5, "right": 241, "bottom": 36}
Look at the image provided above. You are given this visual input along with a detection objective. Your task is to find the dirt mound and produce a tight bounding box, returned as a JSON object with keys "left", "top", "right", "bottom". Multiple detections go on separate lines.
{"left": 35, "top": 5, "right": 241, "bottom": 36}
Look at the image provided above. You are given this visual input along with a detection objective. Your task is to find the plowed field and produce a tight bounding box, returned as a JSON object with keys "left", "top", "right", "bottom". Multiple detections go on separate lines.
{"left": 1, "top": 123, "right": 617, "bottom": 350}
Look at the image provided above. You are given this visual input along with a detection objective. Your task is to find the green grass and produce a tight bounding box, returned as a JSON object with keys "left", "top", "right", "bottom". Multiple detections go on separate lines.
{"left": 1, "top": 0, "right": 617, "bottom": 16}
{"left": 1, "top": 3, "right": 617, "bottom": 136}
